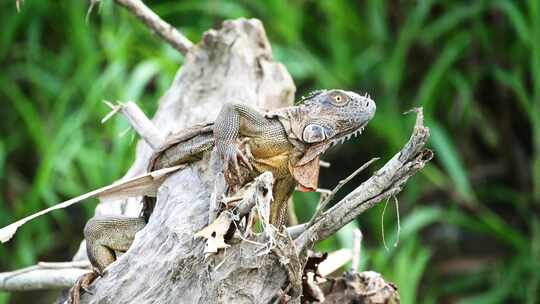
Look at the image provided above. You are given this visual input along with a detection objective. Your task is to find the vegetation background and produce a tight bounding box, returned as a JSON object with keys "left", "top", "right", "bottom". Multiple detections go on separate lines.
{"left": 0, "top": 0, "right": 539, "bottom": 303}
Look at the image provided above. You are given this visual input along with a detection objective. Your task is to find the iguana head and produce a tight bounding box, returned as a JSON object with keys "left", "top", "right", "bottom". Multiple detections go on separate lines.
{"left": 269, "top": 89, "right": 376, "bottom": 191}
{"left": 295, "top": 89, "right": 375, "bottom": 145}
{"left": 279, "top": 89, "right": 375, "bottom": 164}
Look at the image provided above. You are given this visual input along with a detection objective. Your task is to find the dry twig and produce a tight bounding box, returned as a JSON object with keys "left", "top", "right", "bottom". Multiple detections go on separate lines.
{"left": 295, "top": 108, "right": 432, "bottom": 251}
{"left": 102, "top": 100, "right": 165, "bottom": 150}
{"left": 113, "top": 0, "right": 193, "bottom": 54}
{"left": 351, "top": 228, "right": 363, "bottom": 272}
{"left": 310, "top": 157, "right": 379, "bottom": 223}
{"left": 0, "top": 262, "right": 91, "bottom": 291}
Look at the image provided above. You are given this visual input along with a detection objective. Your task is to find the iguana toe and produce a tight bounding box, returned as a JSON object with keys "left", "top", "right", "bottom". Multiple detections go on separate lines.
{"left": 222, "top": 145, "right": 252, "bottom": 186}
{"left": 68, "top": 271, "right": 98, "bottom": 304}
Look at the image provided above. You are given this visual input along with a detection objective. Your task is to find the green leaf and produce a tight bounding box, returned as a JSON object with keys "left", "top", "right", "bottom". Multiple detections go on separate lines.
{"left": 418, "top": 33, "right": 470, "bottom": 116}
{"left": 429, "top": 121, "right": 476, "bottom": 203}
{"left": 493, "top": 0, "right": 530, "bottom": 45}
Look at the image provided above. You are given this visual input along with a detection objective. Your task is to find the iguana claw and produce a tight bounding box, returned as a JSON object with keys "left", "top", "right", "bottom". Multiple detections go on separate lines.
{"left": 68, "top": 271, "right": 98, "bottom": 304}
{"left": 222, "top": 145, "right": 252, "bottom": 186}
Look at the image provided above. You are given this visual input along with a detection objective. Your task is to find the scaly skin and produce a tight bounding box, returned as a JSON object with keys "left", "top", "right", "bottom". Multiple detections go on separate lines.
{"left": 69, "top": 216, "right": 145, "bottom": 303}
{"left": 212, "top": 90, "right": 376, "bottom": 225}
{"left": 81, "top": 89, "right": 376, "bottom": 281}
{"left": 84, "top": 216, "right": 146, "bottom": 272}
{"left": 212, "top": 103, "right": 299, "bottom": 225}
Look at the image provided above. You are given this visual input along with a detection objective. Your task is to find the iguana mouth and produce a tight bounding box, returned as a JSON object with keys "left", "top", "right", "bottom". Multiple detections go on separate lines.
{"left": 296, "top": 122, "right": 369, "bottom": 167}
{"left": 329, "top": 121, "right": 369, "bottom": 147}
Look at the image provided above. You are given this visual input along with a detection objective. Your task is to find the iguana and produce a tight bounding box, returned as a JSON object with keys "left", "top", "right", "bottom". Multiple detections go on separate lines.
{"left": 72, "top": 89, "right": 375, "bottom": 301}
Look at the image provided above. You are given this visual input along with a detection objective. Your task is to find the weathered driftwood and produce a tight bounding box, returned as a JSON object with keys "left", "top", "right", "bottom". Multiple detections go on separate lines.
{"left": 91, "top": 16, "right": 295, "bottom": 223}
{"left": 75, "top": 20, "right": 431, "bottom": 300}
{"left": 79, "top": 18, "right": 296, "bottom": 304}
{"left": 5, "top": 1, "right": 432, "bottom": 302}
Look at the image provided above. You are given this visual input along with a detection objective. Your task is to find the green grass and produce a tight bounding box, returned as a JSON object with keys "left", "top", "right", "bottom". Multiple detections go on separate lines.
{"left": 1, "top": 0, "right": 539, "bottom": 303}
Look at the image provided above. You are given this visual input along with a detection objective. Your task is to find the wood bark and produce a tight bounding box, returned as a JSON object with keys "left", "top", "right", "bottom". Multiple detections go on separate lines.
{"left": 75, "top": 17, "right": 431, "bottom": 304}
{"left": 0, "top": 15, "right": 430, "bottom": 303}
{"left": 3, "top": 1, "right": 431, "bottom": 301}
{"left": 80, "top": 18, "right": 296, "bottom": 304}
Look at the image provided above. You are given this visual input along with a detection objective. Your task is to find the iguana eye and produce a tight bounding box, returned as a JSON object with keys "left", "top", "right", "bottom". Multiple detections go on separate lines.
{"left": 331, "top": 93, "right": 347, "bottom": 105}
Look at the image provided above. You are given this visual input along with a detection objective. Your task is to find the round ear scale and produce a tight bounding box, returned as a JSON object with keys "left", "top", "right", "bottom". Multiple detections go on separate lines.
{"left": 302, "top": 124, "right": 326, "bottom": 143}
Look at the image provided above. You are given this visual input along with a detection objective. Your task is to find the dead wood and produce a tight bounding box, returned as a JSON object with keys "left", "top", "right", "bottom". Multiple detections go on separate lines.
{"left": 78, "top": 18, "right": 296, "bottom": 304}
{"left": 6, "top": 2, "right": 430, "bottom": 302}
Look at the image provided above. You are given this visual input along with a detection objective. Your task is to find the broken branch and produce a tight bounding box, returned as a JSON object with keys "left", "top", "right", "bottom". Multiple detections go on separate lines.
{"left": 310, "top": 157, "right": 379, "bottom": 223}
{"left": 103, "top": 100, "right": 165, "bottom": 150}
{"left": 0, "top": 165, "right": 183, "bottom": 243}
{"left": 0, "top": 262, "right": 91, "bottom": 291}
{"left": 351, "top": 228, "right": 362, "bottom": 272}
{"left": 296, "top": 108, "right": 432, "bottom": 251}
{"left": 113, "top": 0, "right": 193, "bottom": 54}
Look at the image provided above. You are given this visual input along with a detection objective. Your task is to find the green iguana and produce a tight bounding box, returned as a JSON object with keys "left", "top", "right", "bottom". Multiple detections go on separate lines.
{"left": 74, "top": 89, "right": 375, "bottom": 299}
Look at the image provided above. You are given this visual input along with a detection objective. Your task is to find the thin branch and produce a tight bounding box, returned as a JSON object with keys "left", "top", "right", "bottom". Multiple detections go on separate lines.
{"left": 317, "top": 249, "right": 352, "bottom": 277}
{"left": 286, "top": 223, "right": 307, "bottom": 239}
{"left": 319, "top": 160, "right": 331, "bottom": 168}
{"left": 113, "top": 0, "right": 193, "bottom": 54}
{"left": 0, "top": 263, "right": 90, "bottom": 291}
{"left": 37, "top": 261, "right": 91, "bottom": 269}
{"left": 102, "top": 100, "right": 165, "bottom": 150}
{"left": 381, "top": 197, "right": 390, "bottom": 251}
{"left": 0, "top": 165, "right": 183, "bottom": 243}
{"left": 295, "top": 108, "right": 432, "bottom": 251}
{"left": 313, "top": 188, "right": 331, "bottom": 195}
{"left": 351, "top": 228, "right": 362, "bottom": 272}
{"left": 393, "top": 196, "right": 401, "bottom": 247}
{"left": 310, "top": 157, "right": 379, "bottom": 223}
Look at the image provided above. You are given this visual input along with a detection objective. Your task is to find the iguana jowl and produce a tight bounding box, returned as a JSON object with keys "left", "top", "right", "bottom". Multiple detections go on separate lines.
{"left": 83, "top": 89, "right": 376, "bottom": 274}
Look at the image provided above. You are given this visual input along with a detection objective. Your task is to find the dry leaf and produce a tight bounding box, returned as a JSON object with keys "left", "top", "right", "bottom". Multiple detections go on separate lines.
{"left": 194, "top": 213, "right": 232, "bottom": 254}
{"left": 0, "top": 166, "right": 183, "bottom": 243}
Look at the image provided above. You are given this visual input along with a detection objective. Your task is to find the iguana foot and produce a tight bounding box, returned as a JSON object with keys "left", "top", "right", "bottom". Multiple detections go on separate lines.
{"left": 68, "top": 271, "right": 98, "bottom": 304}
{"left": 221, "top": 145, "right": 252, "bottom": 186}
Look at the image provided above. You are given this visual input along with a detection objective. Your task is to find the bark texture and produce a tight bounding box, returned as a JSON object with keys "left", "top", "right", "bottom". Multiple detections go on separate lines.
{"left": 91, "top": 17, "right": 295, "bottom": 222}
{"left": 81, "top": 18, "right": 295, "bottom": 304}
{"left": 73, "top": 17, "right": 430, "bottom": 304}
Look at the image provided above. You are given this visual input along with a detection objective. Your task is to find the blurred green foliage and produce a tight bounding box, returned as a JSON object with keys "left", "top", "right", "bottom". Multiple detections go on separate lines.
{"left": 1, "top": 0, "right": 539, "bottom": 303}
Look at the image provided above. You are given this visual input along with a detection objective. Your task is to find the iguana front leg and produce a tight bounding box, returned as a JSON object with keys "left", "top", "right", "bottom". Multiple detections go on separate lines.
{"left": 213, "top": 103, "right": 268, "bottom": 184}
